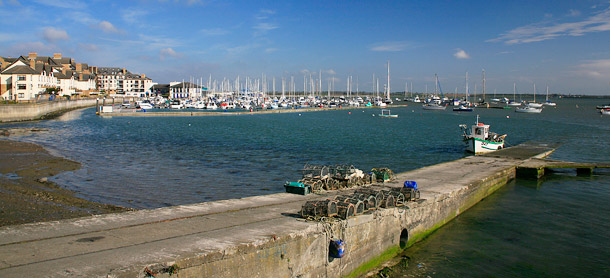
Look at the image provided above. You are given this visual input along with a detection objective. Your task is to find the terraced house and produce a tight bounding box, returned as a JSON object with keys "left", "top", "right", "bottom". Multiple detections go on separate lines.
{"left": 0, "top": 52, "right": 154, "bottom": 102}
{"left": 0, "top": 53, "right": 97, "bottom": 102}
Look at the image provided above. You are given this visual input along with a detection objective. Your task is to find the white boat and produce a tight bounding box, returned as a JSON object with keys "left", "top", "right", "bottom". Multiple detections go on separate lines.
{"left": 601, "top": 109, "right": 610, "bottom": 115}
{"left": 378, "top": 109, "right": 398, "bottom": 117}
{"left": 169, "top": 100, "right": 183, "bottom": 109}
{"left": 459, "top": 115, "right": 506, "bottom": 154}
{"left": 422, "top": 103, "right": 447, "bottom": 110}
{"left": 527, "top": 102, "right": 544, "bottom": 108}
{"left": 136, "top": 100, "right": 154, "bottom": 110}
{"left": 527, "top": 84, "right": 543, "bottom": 108}
{"left": 205, "top": 102, "right": 218, "bottom": 110}
{"left": 453, "top": 105, "right": 473, "bottom": 112}
{"left": 515, "top": 106, "right": 542, "bottom": 113}
{"left": 508, "top": 83, "right": 522, "bottom": 106}
{"left": 543, "top": 86, "right": 556, "bottom": 106}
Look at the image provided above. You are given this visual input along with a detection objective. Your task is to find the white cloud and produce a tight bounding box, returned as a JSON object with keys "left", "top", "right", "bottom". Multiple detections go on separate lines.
{"left": 573, "top": 59, "right": 610, "bottom": 78}
{"left": 2, "top": 0, "right": 22, "bottom": 6}
{"left": 8, "top": 41, "right": 53, "bottom": 54}
{"left": 454, "top": 49, "right": 470, "bottom": 59}
{"left": 42, "top": 27, "right": 69, "bottom": 42}
{"left": 160, "top": 47, "right": 181, "bottom": 60}
{"left": 33, "top": 0, "right": 85, "bottom": 9}
{"left": 97, "top": 21, "right": 120, "bottom": 33}
{"left": 201, "top": 28, "right": 229, "bottom": 36}
{"left": 256, "top": 9, "right": 275, "bottom": 19}
{"left": 121, "top": 10, "right": 148, "bottom": 25}
{"left": 254, "top": 23, "right": 278, "bottom": 31}
{"left": 264, "top": 48, "right": 277, "bottom": 53}
{"left": 567, "top": 9, "right": 581, "bottom": 17}
{"left": 325, "top": 69, "right": 336, "bottom": 75}
{"left": 78, "top": 43, "right": 99, "bottom": 51}
{"left": 488, "top": 8, "right": 610, "bottom": 44}
{"left": 370, "top": 41, "right": 410, "bottom": 52}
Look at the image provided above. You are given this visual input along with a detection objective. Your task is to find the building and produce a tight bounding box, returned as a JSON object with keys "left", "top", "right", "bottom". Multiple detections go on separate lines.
{"left": 0, "top": 53, "right": 97, "bottom": 102}
{"left": 95, "top": 67, "right": 153, "bottom": 97}
{"left": 1, "top": 52, "right": 153, "bottom": 102}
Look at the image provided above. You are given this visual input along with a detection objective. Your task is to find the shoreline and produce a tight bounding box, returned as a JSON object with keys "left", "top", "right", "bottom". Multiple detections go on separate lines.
{"left": 0, "top": 139, "right": 132, "bottom": 227}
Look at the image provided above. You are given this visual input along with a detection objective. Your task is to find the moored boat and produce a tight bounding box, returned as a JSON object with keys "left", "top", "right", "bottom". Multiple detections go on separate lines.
{"left": 453, "top": 105, "right": 473, "bottom": 112}
{"left": 515, "top": 106, "right": 542, "bottom": 113}
{"left": 459, "top": 115, "right": 506, "bottom": 154}
{"left": 601, "top": 109, "right": 610, "bottom": 115}
{"left": 422, "top": 103, "right": 447, "bottom": 110}
{"left": 378, "top": 109, "right": 398, "bottom": 117}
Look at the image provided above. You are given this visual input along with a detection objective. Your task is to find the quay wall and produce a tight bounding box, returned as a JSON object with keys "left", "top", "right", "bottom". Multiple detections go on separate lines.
{"left": 151, "top": 163, "right": 516, "bottom": 278}
{"left": 0, "top": 99, "right": 97, "bottom": 122}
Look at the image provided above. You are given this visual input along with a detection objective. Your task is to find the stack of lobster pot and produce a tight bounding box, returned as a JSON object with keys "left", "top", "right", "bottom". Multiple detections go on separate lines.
{"left": 301, "top": 199, "right": 338, "bottom": 219}
{"left": 334, "top": 195, "right": 365, "bottom": 215}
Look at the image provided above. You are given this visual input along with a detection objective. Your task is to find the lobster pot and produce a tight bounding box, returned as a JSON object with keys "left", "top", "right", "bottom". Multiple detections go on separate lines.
{"left": 336, "top": 201, "right": 355, "bottom": 219}
{"left": 334, "top": 196, "right": 364, "bottom": 215}
{"left": 351, "top": 193, "right": 366, "bottom": 201}
{"left": 301, "top": 200, "right": 338, "bottom": 218}
{"left": 356, "top": 189, "right": 383, "bottom": 206}
{"left": 404, "top": 188, "right": 417, "bottom": 201}
{"left": 388, "top": 191, "right": 406, "bottom": 206}
{"left": 379, "top": 193, "right": 396, "bottom": 208}
{"left": 363, "top": 195, "right": 377, "bottom": 211}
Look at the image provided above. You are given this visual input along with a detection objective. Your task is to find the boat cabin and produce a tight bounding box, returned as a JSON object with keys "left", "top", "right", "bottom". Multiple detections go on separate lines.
{"left": 471, "top": 123, "right": 489, "bottom": 140}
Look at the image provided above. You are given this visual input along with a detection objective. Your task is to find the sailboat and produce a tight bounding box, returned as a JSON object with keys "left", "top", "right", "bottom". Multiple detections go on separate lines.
{"left": 526, "top": 84, "right": 543, "bottom": 108}
{"left": 454, "top": 72, "right": 473, "bottom": 112}
{"left": 543, "top": 86, "right": 556, "bottom": 106}
{"left": 508, "top": 83, "right": 522, "bottom": 106}
{"left": 423, "top": 74, "right": 447, "bottom": 110}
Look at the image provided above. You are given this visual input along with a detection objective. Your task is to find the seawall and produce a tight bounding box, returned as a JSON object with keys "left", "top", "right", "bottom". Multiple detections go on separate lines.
{"left": 0, "top": 99, "right": 97, "bottom": 122}
{"left": 0, "top": 144, "right": 552, "bottom": 277}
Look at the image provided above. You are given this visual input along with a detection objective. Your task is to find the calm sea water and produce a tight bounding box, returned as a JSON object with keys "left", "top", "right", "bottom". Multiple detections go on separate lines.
{"left": 3, "top": 97, "right": 609, "bottom": 276}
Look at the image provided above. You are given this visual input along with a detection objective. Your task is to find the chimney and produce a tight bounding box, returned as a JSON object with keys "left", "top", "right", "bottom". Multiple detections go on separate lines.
{"left": 30, "top": 59, "right": 36, "bottom": 69}
{"left": 91, "top": 66, "right": 97, "bottom": 74}
{"left": 53, "top": 53, "right": 62, "bottom": 59}
{"left": 29, "top": 52, "right": 37, "bottom": 59}
{"left": 79, "top": 73, "right": 83, "bottom": 80}
{"left": 141, "top": 74, "right": 146, "bottom": 79}
{"left": 76, "top": 63, "right": 82, "bottom": 72}
{"left": 122, "top": 68, "right": 126, "bottom": 75}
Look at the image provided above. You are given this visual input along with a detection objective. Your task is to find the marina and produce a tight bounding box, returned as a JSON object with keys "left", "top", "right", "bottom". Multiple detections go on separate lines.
{"left": 1, "top": 97, "right": 608, "bottom": 277}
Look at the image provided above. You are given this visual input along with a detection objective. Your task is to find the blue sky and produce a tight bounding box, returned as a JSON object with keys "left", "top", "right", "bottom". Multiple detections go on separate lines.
{"left": 2, "top": 0, "right": 610, "bottom": 95}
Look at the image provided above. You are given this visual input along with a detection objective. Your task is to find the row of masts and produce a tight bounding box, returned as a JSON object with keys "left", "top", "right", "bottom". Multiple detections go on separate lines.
{"left": 179, "top": 66, "right": 550, "bottom": 101}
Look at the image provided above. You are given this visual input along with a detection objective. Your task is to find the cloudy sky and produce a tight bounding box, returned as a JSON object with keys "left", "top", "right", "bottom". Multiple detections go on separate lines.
{"left": 2, "top": 0, "right": 610, "bottom": 95}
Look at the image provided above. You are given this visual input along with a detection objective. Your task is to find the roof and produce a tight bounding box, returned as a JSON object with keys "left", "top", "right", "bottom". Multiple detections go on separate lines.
{"left": 170, "top": 82, "right": 202, "bottom": 88}
{"left": 1, "top": 65, "right": 38, "bottom": 75}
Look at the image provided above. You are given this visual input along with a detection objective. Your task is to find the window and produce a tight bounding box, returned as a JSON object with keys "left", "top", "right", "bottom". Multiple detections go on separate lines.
{"left": 17, "top": 75, "right": 26, "bottom": 81}
{"left": 17, "top": 84, "right": 27, "bottom": 90}
{"left": 18, "top": 93, "right": 24, "bottom": 98}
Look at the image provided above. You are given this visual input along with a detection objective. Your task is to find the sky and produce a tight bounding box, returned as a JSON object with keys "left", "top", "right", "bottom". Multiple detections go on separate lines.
{"left": 2, "top": 0, "right": 610, "bottom": 95}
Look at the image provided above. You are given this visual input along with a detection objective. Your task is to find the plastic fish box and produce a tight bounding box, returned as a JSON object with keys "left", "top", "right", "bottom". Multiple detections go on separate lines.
{"left": 284, "top": 182, "right": 311, "bottom": 195}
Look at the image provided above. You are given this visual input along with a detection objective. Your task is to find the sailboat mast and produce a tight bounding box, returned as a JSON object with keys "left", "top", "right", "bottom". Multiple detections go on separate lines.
{"left": 482, "top": 69, "right": 486, "bottom": 102}
{"left": 465, "top": 72, "right": 469, "bottom": 102}
{"left": 387, "top": 60, "right": 390, "bottom": 100}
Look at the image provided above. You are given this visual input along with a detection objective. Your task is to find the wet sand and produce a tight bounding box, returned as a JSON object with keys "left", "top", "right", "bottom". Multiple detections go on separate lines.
{"left": 0, "top": 139, "right": 131, "bottom": 227}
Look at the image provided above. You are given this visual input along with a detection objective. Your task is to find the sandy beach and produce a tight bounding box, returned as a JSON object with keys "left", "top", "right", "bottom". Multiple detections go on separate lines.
{"left": 0, "top": 138, "right": 131, "bottom": 227}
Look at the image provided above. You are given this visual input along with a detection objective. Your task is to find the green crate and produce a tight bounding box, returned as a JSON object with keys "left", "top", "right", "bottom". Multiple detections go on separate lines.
{"left": 284, "top": 182, "right": 311, "bottom": 195}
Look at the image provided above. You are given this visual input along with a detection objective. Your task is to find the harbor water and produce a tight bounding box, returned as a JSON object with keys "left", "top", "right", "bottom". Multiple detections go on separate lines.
{"left": 3, "top": 97, "right": 609, "bottom": 277}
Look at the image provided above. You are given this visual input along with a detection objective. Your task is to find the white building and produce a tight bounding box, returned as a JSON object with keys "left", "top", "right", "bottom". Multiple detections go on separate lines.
{"left": 0, "top": 53, "right": 97, "bottom": 102}
{"left": 95, "top": 67, "right": 153, "bottom": 97}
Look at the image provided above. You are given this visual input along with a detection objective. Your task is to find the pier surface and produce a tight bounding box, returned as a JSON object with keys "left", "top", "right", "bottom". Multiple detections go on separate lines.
{"left": 0, "top": 143, "right": 566, "bottom": 277}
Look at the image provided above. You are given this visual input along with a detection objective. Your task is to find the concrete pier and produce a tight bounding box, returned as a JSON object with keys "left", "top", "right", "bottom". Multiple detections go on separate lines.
{"left": 0, "top": 143, "right": 558, "bottom": 278}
